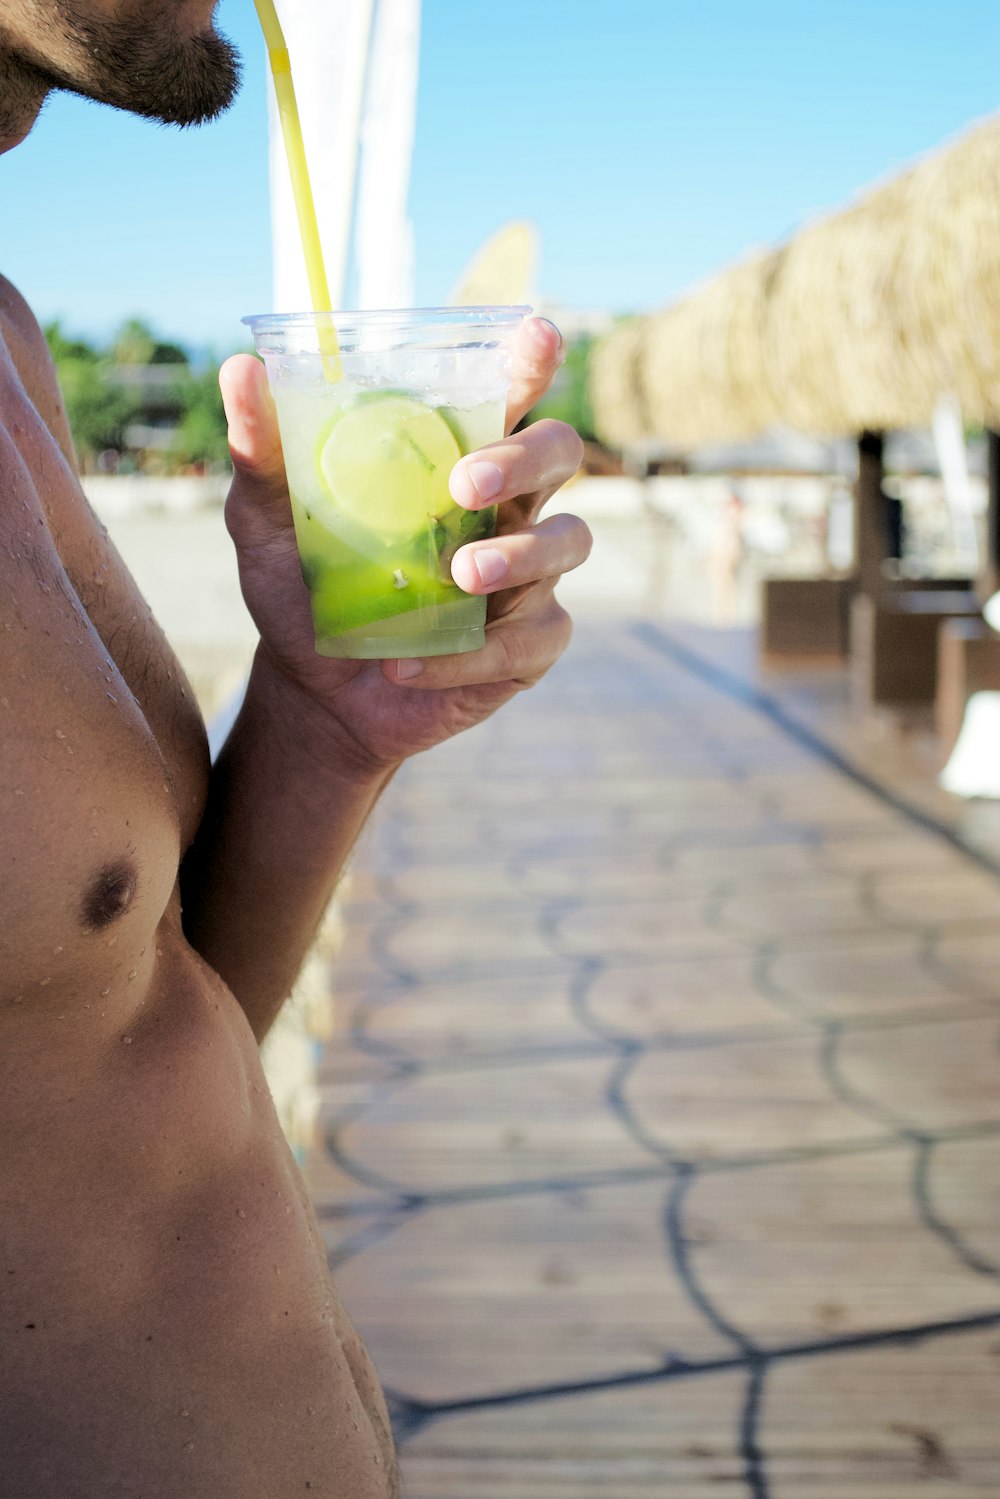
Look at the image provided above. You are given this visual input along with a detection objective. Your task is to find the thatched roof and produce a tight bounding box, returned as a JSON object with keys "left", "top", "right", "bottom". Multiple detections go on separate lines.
{"left": 592, "top": 114, "right": 1000, "bottom": 449}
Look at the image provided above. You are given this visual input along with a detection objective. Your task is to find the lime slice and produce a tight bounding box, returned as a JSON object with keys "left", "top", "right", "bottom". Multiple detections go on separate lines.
{"left": 317, "top": 394, "right": 462, "bottom": 540}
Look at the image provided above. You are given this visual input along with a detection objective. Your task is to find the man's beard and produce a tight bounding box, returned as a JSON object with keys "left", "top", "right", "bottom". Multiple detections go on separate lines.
{"left": 15, "top": 4, "right": 242, "bottom": 127}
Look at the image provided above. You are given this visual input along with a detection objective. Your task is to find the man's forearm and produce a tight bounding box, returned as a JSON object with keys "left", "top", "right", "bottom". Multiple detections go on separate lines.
{"left": 180, "top": 647, "right": 397, "bottom": 1041}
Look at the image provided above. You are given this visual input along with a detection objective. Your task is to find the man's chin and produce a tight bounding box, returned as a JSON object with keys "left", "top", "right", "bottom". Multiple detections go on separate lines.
{"left": 39, "top": 14, "right": 242, "bottom": 129}
{"left": 115, "top": 31, "right": 242, "bottom": 127}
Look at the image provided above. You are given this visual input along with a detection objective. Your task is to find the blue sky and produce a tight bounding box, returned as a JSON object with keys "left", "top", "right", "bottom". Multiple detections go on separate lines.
{"left": 2, "top": 0, "right": 998, "bottom": 351}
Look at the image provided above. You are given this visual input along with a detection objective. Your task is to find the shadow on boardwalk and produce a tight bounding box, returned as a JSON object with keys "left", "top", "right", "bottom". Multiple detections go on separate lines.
{"left": 306, "top": 619, "right": 1000, "bottom": 1498}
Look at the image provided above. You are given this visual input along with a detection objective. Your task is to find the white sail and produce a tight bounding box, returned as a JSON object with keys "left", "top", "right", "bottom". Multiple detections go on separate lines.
{"left": 448, "top": 220, "right": 539, "bottom": 306}
{"left": 353, "top": 0, "right": 421, "bottom": 309}
{"left": 267, "top": 0, "right": 376, "bottom": 311}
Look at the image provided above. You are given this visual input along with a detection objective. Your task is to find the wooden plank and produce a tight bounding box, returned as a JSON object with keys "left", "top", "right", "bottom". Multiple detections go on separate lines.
{"left": 307, "top": 621, "right": 1000, "bottom": 1497}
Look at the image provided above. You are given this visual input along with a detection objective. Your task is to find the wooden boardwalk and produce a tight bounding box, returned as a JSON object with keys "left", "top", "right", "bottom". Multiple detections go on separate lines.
{"left": 306, "top": 618, "right": 1000, "bottom": 1498}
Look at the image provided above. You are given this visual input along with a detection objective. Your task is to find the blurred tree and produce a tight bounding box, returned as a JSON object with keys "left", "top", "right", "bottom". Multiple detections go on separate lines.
{"left": 170, "top": 365, "right": 230, "bottom": 468}
{"left": 528, "top": 336, "right": 597, "bottom": 442}
{"left": 44, "top": 320, "right": 99, "bottom": 365}
{"left": 112, "top": 316, "right": 188, "bottom": 365}
{"left": 44, "top": 321, "right": 141, "bottom": 468}
{"left": 150, "top": 339, "right": 189, "bottom": 366}
{"left": 111, "top": 317, "right": 157, "bottom": 365}
{"left": 44, "top": 321, "right": 232, "bottom": 471}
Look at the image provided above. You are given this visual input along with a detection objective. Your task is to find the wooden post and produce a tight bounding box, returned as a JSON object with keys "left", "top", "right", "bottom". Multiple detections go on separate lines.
{"left": 976, "top": 429, "right": 1000, "bottom": 605}
{"left": 854, "top": 430, "right": 891, "bottom": 599}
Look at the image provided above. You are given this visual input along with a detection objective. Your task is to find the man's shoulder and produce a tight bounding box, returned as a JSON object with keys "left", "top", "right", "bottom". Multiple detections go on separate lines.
{"left": 0, "top": 273, "right": 31, "bottom": 315}
{"left": 0, "top": 273, "right": 47, "bottom": 352}
{"left": 0, "top": 272, "right": 57, "bottom": 390}
{"left": 0, "top": 274, "right": 77, "bottom": 467}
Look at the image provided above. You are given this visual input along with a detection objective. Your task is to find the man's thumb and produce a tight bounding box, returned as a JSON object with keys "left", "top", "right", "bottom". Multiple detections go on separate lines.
{"left": 220, "top": 354, "right": 286, "bottom": 488}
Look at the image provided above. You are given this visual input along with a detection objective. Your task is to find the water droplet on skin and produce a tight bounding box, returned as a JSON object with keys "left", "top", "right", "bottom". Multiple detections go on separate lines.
{"left": 180, "top": 1409, "right": 190, "bottom": 1419}
{"left": 236, "top": 1209, "right": 246, "bottom": 1219}
{"left": 183, "top": 1441, "right": 194, "bottom": 1453}
{"left": 99, "top": 988, "right": 110, "bottom": 997}
{"left": 122, "top": 1035, "right": 133, "bottom": 1045}
{"left": 53, "top": 946, "right": 63, "bottom": 955}
{"left": 127, "top": 969, "right": 137, "bottom": 981}
{"left": 38, "top": 978, "right": 51, "bottom": 987}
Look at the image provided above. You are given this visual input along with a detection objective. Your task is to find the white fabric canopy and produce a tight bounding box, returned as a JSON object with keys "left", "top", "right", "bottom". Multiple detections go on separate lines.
{"left": 267, "top": 0, "right": 420, "bottom": 312}
{"left": 354, "top": 0, "right": 420, "bottom": 309}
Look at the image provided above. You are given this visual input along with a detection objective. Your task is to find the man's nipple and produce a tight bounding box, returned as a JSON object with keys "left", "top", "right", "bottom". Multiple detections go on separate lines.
{"left": 81, "top": 860, "right": 138, "bottom": 930}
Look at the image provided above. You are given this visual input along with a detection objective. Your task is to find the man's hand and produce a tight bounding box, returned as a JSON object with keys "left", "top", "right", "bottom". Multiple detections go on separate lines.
{"left": 188, "top": 317, "right": 589, "bottom": 1033}
{"left": 220, "top": 317, "right": 591, "bottom": 776}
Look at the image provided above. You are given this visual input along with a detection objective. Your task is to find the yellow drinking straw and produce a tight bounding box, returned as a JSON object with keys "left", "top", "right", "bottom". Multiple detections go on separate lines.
{"left": 253, "top": 0, "right": 342, "bottom": 380}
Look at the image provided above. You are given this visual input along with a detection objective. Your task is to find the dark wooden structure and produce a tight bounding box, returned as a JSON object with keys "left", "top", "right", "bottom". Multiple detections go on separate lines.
{"left": 761, "top": 576, "right": 853, "bottom": 660}
{"left": 592, "top": 117, "right": 1000, "bottom": 732}
{"left": 763, "top": 427, "right": 993, "bottom": 718}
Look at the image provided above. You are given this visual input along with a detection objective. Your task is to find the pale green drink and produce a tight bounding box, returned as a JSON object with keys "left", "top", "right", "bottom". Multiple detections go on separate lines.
{"left": 244, "top": 308, "right": 527, "bottom": 658}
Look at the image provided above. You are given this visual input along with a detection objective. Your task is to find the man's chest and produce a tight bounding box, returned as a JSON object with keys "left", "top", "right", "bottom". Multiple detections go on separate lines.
{"left": 0, "top": 329, "right": 210, "bottom": 834}
{"left": 0, "top": 339, "right": 209, "bottom": 1000}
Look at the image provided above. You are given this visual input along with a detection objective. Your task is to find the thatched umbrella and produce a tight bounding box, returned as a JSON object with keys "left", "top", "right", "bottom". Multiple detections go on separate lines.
{"left": 587, "top": 314, "right": 650, "bottom": 448}
{"left": 642, "top": 252, "right": 783, "bottom": 446}
{"left": 592, "top": 114, "right": 1000, "bottom": 450}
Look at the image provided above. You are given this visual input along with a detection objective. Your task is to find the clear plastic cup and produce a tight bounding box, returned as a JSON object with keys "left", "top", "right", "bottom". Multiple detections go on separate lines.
{"left": 244, "top": 306, "right": 528, "bottom": 658}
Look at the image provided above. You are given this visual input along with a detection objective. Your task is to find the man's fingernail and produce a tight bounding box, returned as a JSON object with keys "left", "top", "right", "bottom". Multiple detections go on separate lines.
{"left": 536, "top": 317, "right": 567, "bottom": 363}
{"left": 394, "top": 659, "right": 424, "bottom": 681}
{"left": 473, "top": 548, "right": 508, "bottom": 588}
{"left": 467, "top": 461, "right": 505, "bottom": 502}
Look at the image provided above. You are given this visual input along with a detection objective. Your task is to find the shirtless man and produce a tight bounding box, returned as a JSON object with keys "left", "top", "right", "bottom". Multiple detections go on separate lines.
{"left": 0, "top": 4, "right": 589, "bottom": 1493}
